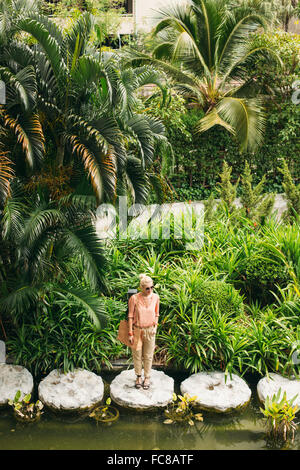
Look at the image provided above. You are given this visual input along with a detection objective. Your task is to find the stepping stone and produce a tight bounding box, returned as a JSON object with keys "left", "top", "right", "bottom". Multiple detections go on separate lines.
{"left": 257, "top": 373, "right": 300, "bottom": 409}
{"left": 0, "top": 364, "right": 33, "bottom": 406}
{"left": 110, "top": 369, "right": 174, "bottom": 411}
{"left": 38, "top": 368, "right": 104, "bottom": 412}
{"left": 180, "top": 371, "right": 251, "bottom": 413}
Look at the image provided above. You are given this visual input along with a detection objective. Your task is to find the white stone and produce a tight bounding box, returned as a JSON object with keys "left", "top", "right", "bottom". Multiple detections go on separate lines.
{"left": 0, "top": 364, "right": 34, "bottom": 405}
{"left": 38, "top": 369, "right": 104, "bottom": 412}
{"left": 110, "top": 369, "right": 174, "bottom": 410}
{"left": 257, "top": 373, "right": 300, "bottom": 409}
{"left": 180, "top": 371, "right": 251, "bottom": 413}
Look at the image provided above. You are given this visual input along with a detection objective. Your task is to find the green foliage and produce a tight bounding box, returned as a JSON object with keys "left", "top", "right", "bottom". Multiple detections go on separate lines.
{"left": 240, "top": 161, "right": 275, "bottom": 223}
{"left": 6, "top": 296, "right": 127, "bottom": 376}
{"left": 250, "top": 29, "right": 300, "bottom": 90}
{"left": 260, "top": 388, "right": 298, "bottom": 443}
{"left": 216, "top": 161, "right": 240, "bottom": 214}
{"left": 194, "top": 280, "right": 245, "bottom": 317}
{"left": 145, "top": 30, "right": 300, "bottom": 203}
{"left": 8, "top": 390, "right": 44, "bottom": 423}
{"left": 43, "top": 0, "right": 125, "bottom": 40}
{"left": 0, "top": 183, "right": 109, "bottom": 330}
{"left": 164, "top": 393, "right": 203, "bottom": 426}
{"left": 135, "top": 0, "right": 274, "bottom": 152}
{"left": 278, "top": 159, "right": 300, "bottom": 221}
{"left": 244, "top": 248, "right": 291, "bottom": 303}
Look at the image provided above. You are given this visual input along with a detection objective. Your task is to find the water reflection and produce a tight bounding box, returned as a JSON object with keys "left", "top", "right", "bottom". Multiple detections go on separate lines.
{"left": 0, "top": 372, "right": 300, "bottom": 450}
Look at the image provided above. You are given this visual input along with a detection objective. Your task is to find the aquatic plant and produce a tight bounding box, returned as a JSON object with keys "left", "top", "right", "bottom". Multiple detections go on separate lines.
{"left": 164, "top": 393, "right": 203, "bottom": 426}
{"left": 8, "top": 390, "right": 44, "bottom": 423}
{"left": 89, "top": 397, "right": 119, "bottom": 425}
{"left": 260, "top": 388, "right": 298, "bottom": 442}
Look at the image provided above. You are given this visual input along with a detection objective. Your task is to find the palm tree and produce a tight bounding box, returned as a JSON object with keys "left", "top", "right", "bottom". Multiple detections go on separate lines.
{"left": 87, "top": 52, "right": 171, "bottom": 204}
{"left": 0, "top": 4, "right": 170, "bottom": 330}
{"left": 128, "top": 0, "right": 281, "bottom": 152}
{"left": 0, "top": 179, "right": 109, "bottom": 330}
{"left": 0, "top": 6, "right": 169, "bottom": 205}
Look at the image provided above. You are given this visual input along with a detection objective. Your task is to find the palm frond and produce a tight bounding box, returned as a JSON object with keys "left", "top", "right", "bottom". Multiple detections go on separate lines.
{"left": 200, "top": 96, "right": 266, "bottom": 152}
{"left": 61, "top": 224, "right": 108, "bottom": 292}
{"left": 0, "top": 65, "right": 37, "bottom": 111}
{"left": 62, "top": 12, "right": 94, "bottom": 59}
{"left": 1, "top": 181, "right": 26, "bottom": 241}
{"left": 64, "top": 133, "right": 103, "bottom": 204}
{"left": 0, "top": 151, "right": 14, "bottom": 203}
{"left": 2, "top": 111, "right": 45, "bottom": 168}
{"left": 125, "top": 154, "right": 151, "bottom": 205}
{"left": 53, "top": 284, "right": 108, "bottom": 330}
{"left": 16, "top": 14, "right": 66, "bottom": 83}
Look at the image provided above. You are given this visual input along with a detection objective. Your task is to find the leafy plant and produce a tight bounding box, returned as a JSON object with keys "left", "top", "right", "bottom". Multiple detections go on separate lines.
{"left": 6, "top": 295, "right": 127, "bottom": 376}
{"left": 216, "top": 161, "right": 240, "bottom": 214}
{"left": 194, "top": 279, "right": 245, "bottom": 317}
{"left": 278, "top": 159, "right": 300, "bottom": 221}
{"left": 129, "top": 0, "right": 282, "bottom": 152}
{"left": 240, "top": 161, "right": 275, "bottom": 223}
{"left": 164, "top": 392, "right": 203, "bottom": 426}
{"left": 8, "top": 390, "right": 44, "bottom": 423}
{"left": 243, "top": 247, "right": 291, "bottom": 303}
{"left": 89, "top": 397, "right": 120, "bottom": 424}
{"left": 260, "top": 388, "right": 298, "bottom": 442}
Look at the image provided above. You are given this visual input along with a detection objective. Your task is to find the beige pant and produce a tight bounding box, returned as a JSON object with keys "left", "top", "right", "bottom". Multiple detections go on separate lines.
{"left": 132, "top": 327, "right": 156, "bottom": 378}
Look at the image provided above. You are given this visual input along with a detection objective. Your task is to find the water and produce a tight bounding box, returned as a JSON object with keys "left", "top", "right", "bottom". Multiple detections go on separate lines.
{"left": 0, "top": 371, "right": 299, "bottom": 450}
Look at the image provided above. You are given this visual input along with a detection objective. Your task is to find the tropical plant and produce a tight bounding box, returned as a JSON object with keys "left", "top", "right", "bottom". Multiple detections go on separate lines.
{"left": 194, "top": 279, "right": 245, "bottom": 317}
{"left": 89, "top": 397, "right": 120, "bottom": 424}
{"left": 43, "top": 0, "right": 125, "bottom": 42}
{"left": 164, "top": 392, "right": 203, "bottom": 426}
{"left": 127, "top": 0, "right": 282, "bottom": 152}
{"left": 243, "top": 246, "right": 291, "bottom": 303}
{"left": 278, "top": 158, "right": 300, "bottom": 221}
{"left": 0, "top": 4, "right": 168, "bottom": 206}
{"left": 6, "top": 294, "right": 126, "bottom": 375}
{"left": 260, "top": 388, "right": 298, "bottom": 442}
{"left": 240, "top": 161, "right": 275, "bottom": 223}
{"left": 0, "top": 150, "right": 14, "bottom": 204}
{"left": 0, "top": 182, "right": 110, "bottom": 331}
{"left": 87, "top": 52, "right": 171, "bottom": 205}
{"left": 215, "top": 161, "right": 240, "bottom": 214}
{"left": 8, "top": 389, "right": 44, "bottom": 423}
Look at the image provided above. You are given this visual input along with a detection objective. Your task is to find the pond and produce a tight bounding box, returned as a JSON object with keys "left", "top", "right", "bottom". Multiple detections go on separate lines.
{"left": 0, "top": 370, "right": 299, "bottom": 450}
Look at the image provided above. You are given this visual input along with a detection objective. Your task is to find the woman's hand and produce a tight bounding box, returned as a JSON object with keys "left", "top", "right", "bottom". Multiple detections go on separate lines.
{"left": 129, "top": 335, "right": 134, "bottom": 344}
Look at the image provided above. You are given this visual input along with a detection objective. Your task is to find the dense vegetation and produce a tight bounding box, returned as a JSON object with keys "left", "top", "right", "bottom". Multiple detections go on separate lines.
{"left": 0, "top": 0, "right": 299, "bottom": 382}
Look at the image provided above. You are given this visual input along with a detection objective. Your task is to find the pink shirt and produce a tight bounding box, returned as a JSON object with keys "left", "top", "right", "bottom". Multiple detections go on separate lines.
{"left": 128, "top": 292, "right": 160, "bottom": 328}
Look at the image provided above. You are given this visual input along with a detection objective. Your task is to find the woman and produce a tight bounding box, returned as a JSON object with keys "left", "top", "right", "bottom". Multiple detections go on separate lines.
{"left": 128, "top": 273, "right": 159, "bottom": 390}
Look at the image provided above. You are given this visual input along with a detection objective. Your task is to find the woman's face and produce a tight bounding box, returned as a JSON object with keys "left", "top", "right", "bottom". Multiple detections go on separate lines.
{"left": 141, "top": 281, "right": 154, "bottom": 296}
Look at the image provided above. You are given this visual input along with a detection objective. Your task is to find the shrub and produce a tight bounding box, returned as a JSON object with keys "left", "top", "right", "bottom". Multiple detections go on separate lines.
{"left": 6, "top": 296, "right": 127, "bottom": 377}
{"left": 243, "top": 248, "right": 291, "bottom": 303}
{"left": 193, "top": 280, "right": 245, "bottom": 317}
